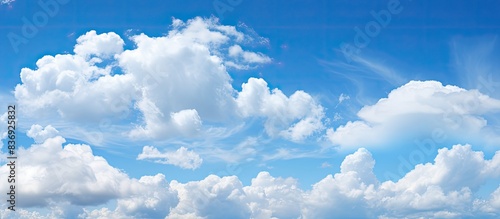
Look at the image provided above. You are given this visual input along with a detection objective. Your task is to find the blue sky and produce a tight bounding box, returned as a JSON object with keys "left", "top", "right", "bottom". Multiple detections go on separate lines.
{"left": 1, "top": 0, "right": 500, "bottom": 218}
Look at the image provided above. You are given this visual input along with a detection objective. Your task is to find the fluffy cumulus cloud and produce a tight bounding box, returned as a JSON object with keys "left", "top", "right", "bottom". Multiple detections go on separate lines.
{"left": 374, "top": 144, "right": 500, "bottom": 218}
{"left": 14, "top": 45, "right": 136, "bottom": 123}
{"left": 236, "top": 78, "right": 325, "bottom": 142}
{"left": 137, "top": 146, "right": 203, "bottom": 170}
{"left": 327, "top": 80, "right": 500, "bottom": 149}
{"left": 3, "top": 127, "right": 500, "bottom": 218}
{"left": 475, "top": 186, "right": 500, "bottom": 215}
{"left": 0, "top": 125, "right": 178, "bottom": 219}
{"left": 74, "top": 30, "right": 124, "bottom": 59}
{"left": 119, "top": 17, "right": 238, "bottom": 139}
{"left": 243, "top": 172, "right": 303, "bottom": 218}
{"left": 301, "top": 148, "right": 379, "bottom": 218}
{"left": 26, "top": 124, "right": 59, "bottom": 143}
{"left": 167, "top": 175, "right": 250, "bottom": 218}
{"left": 14, "top": 17, "right": 324, "bottom": 143}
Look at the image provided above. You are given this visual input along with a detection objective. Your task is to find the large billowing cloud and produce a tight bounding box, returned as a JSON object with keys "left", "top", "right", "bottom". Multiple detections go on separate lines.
{"left": 14, "top": 17, "right": 324, "bottom": 143}
{"left": 118, "top": 18, "right": 239, "bottom": 139}
{"left": 374, "top": 144, "right": 500, "bottom": 218}
{"left": 2, "top": 126, "right": 499, "bottom": 218}
{"left": 327, "top": 80, "right": 500, "bottom": 149}
{"left": 0, "top": 125, "right": 178, "bottom": 219}
{"left": 14, "top": 51, "right": 136, "bottom": 123}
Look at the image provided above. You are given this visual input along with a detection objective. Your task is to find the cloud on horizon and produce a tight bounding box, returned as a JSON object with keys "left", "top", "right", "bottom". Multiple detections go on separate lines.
{"left": 1, "top": 125, "right": 500, "bottom": 218}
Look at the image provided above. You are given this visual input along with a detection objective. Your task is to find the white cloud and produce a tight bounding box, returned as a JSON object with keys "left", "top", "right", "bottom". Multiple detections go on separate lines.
{"left": 166, "top": 145, "right": 500, "bottom": 218}
{"left": 370, "top": 145, "right": 500, "bottom": 218}
{"left": 352, "top": 54, "right": 407, "bottom": 86}
{"left": 302, "top": 148, "right": 378, "bottom": 218}
{"left": 0, "top": 0, "right": 14, "bottom": 5}
{"left": 2, "top": 132, "right": 500, "bottom": 218}
{"left": 170, "top": 109, "right": 203, "bottom": 135}
{"left": 237, "top": 78, "right": 325, "bottom": 142}
{"left": 321, "top": 162, "right": 332, "bottom": 168}
{"left": 333, "top": 112, "right": 342, "bottom": 121}
{"left": 0, "top": 125, "right": 178, "bottom": 218}
{"left": 74, "top": 30, "right": 124, "bottom": 59}
{"left": 450, "top": 36, "right": 500, "bottom": 98}
{"left": 338, "top": 93, "right": 350, "bottom": 105}
{"left": 14, "top": 52, "right": 136, "bottom": 124}
{"left": 243, "top": 172, "right": 303, "bottom": 219}
{"left": 228, "top": 44, "right": 271, "bottom": 65}
{"left": 475, "top": 186, "right": 500, "bottom": 214}
{"left": 118, "top": 18, "right": 239, "bottom": 139}
{"left": 79, "top": 208, "right": 130, "bottom": 219}
{"left": 113, "top": 174, "right": 178, "bottom": 218}
{"left": 137, "top": 146, "right": 203, "bottom": 170}
{"left": 167, "top": 175, "right": 250, "bottom": 218}
{"left": 328, "top": 80, "right": 500, "bottom": 149}
{"left": 389, "top": 145, "right": 500, "bottom": 192}
{"left": 26, "top": 124, "right": 59, "bottom": 143}
{"left": 14, "top": 17, "right": 322, "bottom": 145}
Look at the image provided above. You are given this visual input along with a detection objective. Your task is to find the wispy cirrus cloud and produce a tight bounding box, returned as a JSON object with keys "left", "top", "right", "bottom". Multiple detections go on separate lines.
{"left": 320, "top": 50, "right": 407, "bottom": 108}
{"left": 451, "top": 35, "right": 500, "bottom": 98}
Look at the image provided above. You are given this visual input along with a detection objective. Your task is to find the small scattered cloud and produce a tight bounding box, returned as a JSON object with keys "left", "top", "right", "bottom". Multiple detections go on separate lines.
{"left": 333, "top": 112, "right": 343, "bottom": 121}
{"left": 228, "top": 44, "right": 271, "bottom": 64}
{"left": 0, "top": 0, "right": 15, "bottom": 5}
{"left": 336, "top": 93, "right": 350, "bottom": 108}
{"left": 27, "top": 124, "right": 59, "bottom": 143}
{"left": 321, "top": 162, "right": 332, "bottom": 168}
{"left": 338, "top": 93, "right": 350, "bottom": 104}
{"left": 137, "top": 146, "right": 203, "bottom": 170}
